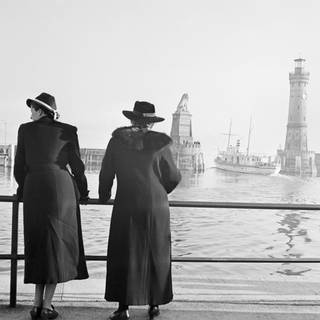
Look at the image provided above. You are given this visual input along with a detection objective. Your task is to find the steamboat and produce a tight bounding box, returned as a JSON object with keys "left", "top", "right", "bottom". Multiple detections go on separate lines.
{"left": 214, "top": 120, "right": 279, "bottom": 175}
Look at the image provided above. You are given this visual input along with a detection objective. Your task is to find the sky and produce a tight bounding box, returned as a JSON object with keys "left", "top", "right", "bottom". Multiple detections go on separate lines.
{"left": 1, "top": 0, "right": 320, "bottom": 166}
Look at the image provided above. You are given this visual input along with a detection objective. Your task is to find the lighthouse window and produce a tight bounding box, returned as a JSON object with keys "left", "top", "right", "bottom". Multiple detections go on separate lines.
{"left": 297, "top": 105, "right": 300, "bottom": 110}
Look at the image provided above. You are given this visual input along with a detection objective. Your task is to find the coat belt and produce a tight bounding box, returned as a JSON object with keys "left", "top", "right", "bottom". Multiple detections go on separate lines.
{"left": 28, "top": 164, "right": 67, "bottom": 172}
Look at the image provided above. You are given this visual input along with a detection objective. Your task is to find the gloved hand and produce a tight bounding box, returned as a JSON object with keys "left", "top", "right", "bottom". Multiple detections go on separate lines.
{"left": 98, "top": 191, "right": 111, "bottom": 204}
{"left": 79, "top": 196, "right": 89, "bottom": 205}
{"left": 16, "top": 186, "right": 23, "bottom": 201}
{"left": 79, "top": 191, "right": 90, "bottom": 205}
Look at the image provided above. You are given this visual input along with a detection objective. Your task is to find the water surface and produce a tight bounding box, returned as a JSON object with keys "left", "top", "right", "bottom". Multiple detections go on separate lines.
{"left": 1, "top": 166, "right": 320, "bottom": 291}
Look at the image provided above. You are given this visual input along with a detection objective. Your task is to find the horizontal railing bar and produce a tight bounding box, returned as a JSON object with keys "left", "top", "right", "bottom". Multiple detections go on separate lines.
{"left": 168, "top": 201, "right": 320, "bottom": 210}
{"left": 172, "top": 257, "right": 320, "bottom": 263}
{"left": 0, "top": 254, "right": 24, "bottom": 259}
{"left": 0, "top": 195, "right": 17, "bottom": 202}
{"left": 1, "top": 254, "right": 320, "bottom": 263}
{"left": 85, "top": 256, "right": 320, "bottom": 263}
{"left": 1, "top": 195, "right": 320, "bottom": 210}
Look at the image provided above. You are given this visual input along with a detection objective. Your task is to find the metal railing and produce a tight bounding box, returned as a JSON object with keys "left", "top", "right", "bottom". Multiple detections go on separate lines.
{"left": 1, "top": 194, "right": 320, "bottom": 307}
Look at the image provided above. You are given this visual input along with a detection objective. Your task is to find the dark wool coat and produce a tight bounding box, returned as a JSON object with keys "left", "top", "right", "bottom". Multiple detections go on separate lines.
{"left": 14, "top": 116, "right": 89, "bottom": 284}
{"left": 99, "top": 126, "right": 181, "bottom": 305}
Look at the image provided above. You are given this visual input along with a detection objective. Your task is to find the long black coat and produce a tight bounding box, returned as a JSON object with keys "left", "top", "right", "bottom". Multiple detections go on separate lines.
{"left": 14, "top": 116, "right": 89, "bottom": 284}
{"left": 99, "top": 126, "right": 181, "bottom": 305}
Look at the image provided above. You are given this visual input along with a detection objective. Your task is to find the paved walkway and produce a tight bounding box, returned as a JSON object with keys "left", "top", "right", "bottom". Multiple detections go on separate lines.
{"left": 1, "top": 271, "right": 320, "bottom": 319}
{"left": 2, "top": 274, "right": 320, "bottom": 303}
{"left": 1, "top": 301, "right": 320, "bottom": 320}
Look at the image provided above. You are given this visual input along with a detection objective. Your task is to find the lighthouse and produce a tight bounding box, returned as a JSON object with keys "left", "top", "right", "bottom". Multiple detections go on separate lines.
{"left": 280, "top": 58, "right": 316, "bottom": 176}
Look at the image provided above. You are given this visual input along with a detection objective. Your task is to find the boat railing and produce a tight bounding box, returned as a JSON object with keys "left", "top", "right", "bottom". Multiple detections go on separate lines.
{"left": 1, "top": 194, "right": 320, "bottom": 307}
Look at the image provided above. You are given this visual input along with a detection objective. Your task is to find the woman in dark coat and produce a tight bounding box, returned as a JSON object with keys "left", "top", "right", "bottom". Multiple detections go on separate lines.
{"left": 14, "top": 92, "right": 89, "bottom": 320}
{"left": 99, "top": 101, "right": 181, "bottom": 320}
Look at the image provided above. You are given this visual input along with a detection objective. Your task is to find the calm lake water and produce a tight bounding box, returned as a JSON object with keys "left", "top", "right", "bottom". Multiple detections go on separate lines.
{"left": 1, "top": 165, "right": 320, "bottom": 288}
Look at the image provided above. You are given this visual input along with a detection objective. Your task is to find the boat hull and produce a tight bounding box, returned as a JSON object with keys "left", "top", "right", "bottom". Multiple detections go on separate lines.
{"left": 214, "top": 161, "right": 277, "bottom": 175}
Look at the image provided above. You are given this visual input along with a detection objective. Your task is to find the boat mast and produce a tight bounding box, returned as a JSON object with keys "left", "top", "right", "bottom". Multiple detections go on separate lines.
{"left": 246, "top": 116, "right": 252, "bottom": 156}
{"left": 227, "top": 119, "right": 232, "bottom": 150}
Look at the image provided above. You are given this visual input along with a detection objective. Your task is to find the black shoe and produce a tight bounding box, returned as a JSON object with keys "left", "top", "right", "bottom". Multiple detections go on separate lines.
{"left": 30, "top": 306, "right": 42, "bottom": 319}
{"left": 108, "top": 310, "right": 130, "bottom": 320}
{"left": 40, "top": 305, "right": 58, "bottom": 320}
{"left": 148, "top": 305, "right": 160, "bottom": 319}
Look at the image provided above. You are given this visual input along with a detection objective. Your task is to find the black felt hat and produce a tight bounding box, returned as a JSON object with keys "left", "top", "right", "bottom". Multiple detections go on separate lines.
{"left": 123, "top": 101, "right": 164, "bottom": 123}
{"left": 26, "top": 92, "right": 59, "bottom": 119}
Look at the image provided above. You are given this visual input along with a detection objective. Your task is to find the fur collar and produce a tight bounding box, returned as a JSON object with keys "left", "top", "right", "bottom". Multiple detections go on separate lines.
{"left": 112, "top": 126, "right": 172, "bottom": 151}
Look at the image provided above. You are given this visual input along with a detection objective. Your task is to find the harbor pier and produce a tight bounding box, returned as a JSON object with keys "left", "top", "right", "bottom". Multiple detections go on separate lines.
{"left": 0, "top": 145, "right": 15, "bottom": 168}
{"left": 80, "top": 148, "right": 105, "bottom": 171}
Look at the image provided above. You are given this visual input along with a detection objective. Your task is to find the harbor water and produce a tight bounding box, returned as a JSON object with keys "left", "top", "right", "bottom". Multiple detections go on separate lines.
{"left": 1, "top": 165, "right": 320, "bottom": 300}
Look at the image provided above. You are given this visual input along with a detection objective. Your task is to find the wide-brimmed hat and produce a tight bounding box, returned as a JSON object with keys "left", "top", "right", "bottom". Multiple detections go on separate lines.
{"left": 122, "top": 101, "right": 164, "bottom": 123}
{"left": 26, "top": 92, "right": 59, "bottom": 119}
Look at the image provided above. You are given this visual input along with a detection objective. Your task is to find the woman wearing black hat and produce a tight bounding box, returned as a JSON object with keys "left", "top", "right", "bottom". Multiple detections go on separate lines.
{"left": 14, "top": 92, "right": 89, "bottom": 320}
{"left": 99, "top": 101, "right": 181, "bottom": 320}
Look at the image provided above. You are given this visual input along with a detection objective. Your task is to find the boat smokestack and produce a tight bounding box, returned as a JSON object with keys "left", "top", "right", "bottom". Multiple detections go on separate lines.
{"left": 236, "top": 139, "right": 240, "bottom": 153}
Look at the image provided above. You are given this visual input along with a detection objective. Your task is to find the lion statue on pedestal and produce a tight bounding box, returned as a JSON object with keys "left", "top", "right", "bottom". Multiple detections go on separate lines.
{"left": 177, "top": 93, "right": 189, "bottom": 111}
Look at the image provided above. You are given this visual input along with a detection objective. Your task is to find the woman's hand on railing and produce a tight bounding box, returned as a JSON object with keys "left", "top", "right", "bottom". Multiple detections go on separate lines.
{"left": 13, "top": 193, "right": 22, "bottom": 202}
{"left": 79, "top": 195, "right": 90, "bottom": 205}
{"left": 98, "top": 191, "right": 111, "bottom": 204}
{"left": 98, "top": 198, "right": 108, "bottom": 204}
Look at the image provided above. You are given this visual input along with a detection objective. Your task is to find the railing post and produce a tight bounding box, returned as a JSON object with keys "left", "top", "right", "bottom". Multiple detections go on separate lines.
{"left": 9, "top": 197, "right": 19, "bottom": 308}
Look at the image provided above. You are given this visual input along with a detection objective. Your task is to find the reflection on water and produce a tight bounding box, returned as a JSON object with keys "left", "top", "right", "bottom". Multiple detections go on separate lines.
{"left": 0, "top": 166, "right": 14, "bottom": 194}
{"left": 275, "top": 211, "right": 312, "bottom": 276}
{"left": 177, "top": 170, "right": 204, "bottom": 188}
{"left": 278, "top": 212, "right": 311, "bottom": 258}
{"left": 1, "top": 167, "right": 320, "bottom": 280}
